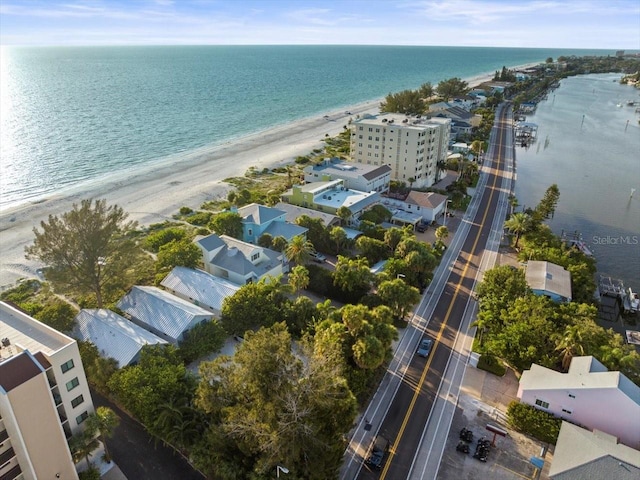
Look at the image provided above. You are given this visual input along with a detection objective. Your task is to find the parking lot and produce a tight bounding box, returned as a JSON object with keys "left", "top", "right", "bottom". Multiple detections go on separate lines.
{"left": 437, "top": 367, "right": 553, "bottom": 480}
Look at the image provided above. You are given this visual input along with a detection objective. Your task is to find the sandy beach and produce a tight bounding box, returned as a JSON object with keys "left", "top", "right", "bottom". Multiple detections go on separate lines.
{"left": 0, "top": 65, "right": 533, "bottom": 289}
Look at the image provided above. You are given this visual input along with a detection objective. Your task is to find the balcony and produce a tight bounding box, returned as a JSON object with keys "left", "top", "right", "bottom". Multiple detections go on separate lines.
{"left": 0, "top": 463, "right": 22, "bottom": 480}
{"left": 0, "top": 448, "right": 16, "bottom": 467}
{"left": 0, "top": 429, "right": 8, "bottom": 443}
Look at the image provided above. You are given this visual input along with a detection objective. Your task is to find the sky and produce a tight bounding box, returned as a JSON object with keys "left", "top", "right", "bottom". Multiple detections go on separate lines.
{"left": 1, "top": 0, "right": 639, "bottom": 49}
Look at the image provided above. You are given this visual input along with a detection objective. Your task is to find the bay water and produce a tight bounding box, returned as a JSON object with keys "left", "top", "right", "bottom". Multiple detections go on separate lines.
{"left": 514, "top": 73, "right": 640, "bottom": 292}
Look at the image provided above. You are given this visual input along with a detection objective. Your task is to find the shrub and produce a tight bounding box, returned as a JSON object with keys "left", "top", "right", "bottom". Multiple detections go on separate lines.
{"left": 79, "top": 467, "right": 101, "bottom": 480}
{"left": 0, "top": 279, "right": 42, "bottom": 303}
{"left": 506, "top": 401, "right": 561, "bottom": 444}
{"left": 295, "top": 156, "right": 310, "bottom": 164}
{"left": 178, "top": 320, "right": 226, "bottom": 364}
{"left": 186, "top": 211, "right": 214, "bottom": 226}
{"left": 179, "top": 206, "right": 193, "bottom": 215}
{"left": 477, "top": 355, "right": 506, "bottom": 376}
{"left": 144, "top": 227, "right": 187, "bottom": 252}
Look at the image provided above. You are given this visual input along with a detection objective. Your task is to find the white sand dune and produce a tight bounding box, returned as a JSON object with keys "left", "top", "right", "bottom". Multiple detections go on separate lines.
{"left": 0, "top": 65, "right": 534, "bottom": 289}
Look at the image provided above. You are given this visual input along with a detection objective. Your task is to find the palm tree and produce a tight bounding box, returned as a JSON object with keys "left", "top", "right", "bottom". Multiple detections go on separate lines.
{"left": 85, "top": 406, "right": 119, "bottom": 462}
{"left": 69, "top": 430, "right": 99, "bottom": 469}
{"left": 336, "top": 206, "right": 352, "bottom": 226}
{"left": 407, "top": 177, "right": 416, "bottom": 190}
{"left": 435, "top": 226, "right": 449, "bottom": 243}
{"left": 435, "top": 160, "right": 447, "bottom": 182}
{"left": 288, "top": 265, "right": 310, "bottom": 293}
{"left": 555, "top": 325, "right": 585, "bottom": 371}
{"left": 285, "top": 235, "right": 314, "bottom": 265}
{"left": 504, "top": 212, "right": 532, "bottom": 248}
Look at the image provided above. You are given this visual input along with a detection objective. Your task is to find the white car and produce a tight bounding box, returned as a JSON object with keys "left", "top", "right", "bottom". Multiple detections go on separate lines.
{"left": 309, "top": 251, "right": 326, "bottom": 263}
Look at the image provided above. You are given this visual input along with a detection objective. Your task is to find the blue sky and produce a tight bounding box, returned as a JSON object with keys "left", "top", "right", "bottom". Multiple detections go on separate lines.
{"left": 1, "top": 0, "right": 639, "bottom": 48}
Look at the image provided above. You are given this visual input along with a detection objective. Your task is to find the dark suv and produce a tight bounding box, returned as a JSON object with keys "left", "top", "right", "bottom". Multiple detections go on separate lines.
{"left": 365, "top": 435, "right": 389, "bottom": 470}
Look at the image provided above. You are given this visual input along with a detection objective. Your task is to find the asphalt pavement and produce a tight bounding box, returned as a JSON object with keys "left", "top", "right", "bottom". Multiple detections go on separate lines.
{"left": 91, "top": 390, "right": 205, "bottom": 480}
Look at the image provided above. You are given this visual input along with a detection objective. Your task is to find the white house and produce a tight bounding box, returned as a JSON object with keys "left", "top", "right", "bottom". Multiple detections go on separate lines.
{"left": 195, "top": 233, "right": 286, "bottom": 285}
{"left": 550, "top": 422, "right": 640, "bottom": 480}
{"left": 73, "top": 309, "right": 168, "bottom": 367}
{"left": 160, "top": 266, "right": 240, "bottom": 316}
{"left": 382, "top": 190, "right": 448, "bottom": 223}
{"left": 117, "top": 286, "right": 213, "bottom": 344}
{"left": 518, "top": 356, "right": 640, "bottom": 448}
{"left": 303, "top": 158, "right": 392, "bottom": 193}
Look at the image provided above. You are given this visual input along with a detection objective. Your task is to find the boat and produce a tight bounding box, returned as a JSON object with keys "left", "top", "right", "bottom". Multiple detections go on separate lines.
{"left": 624, "top": 288, "right": 640, "bottom": 314}
{"left": 616, "top": 103, "right": 623, "bottom": 108}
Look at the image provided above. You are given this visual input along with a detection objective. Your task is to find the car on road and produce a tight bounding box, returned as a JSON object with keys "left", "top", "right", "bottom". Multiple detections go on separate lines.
{"left": 416, "top": 338, "right": 433, "bottom": 358}
{"left": 309, "top": 251, "right": 326, "bottom": 263}
{"left": 365, "top": 435, "right": 389, "bottom": 470}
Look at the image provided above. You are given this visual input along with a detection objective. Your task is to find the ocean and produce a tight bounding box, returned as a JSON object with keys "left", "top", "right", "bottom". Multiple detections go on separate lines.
{"left": 1, "top": 45, "right": 606, "bottom": 210}
{"left": 2, "top": 45, "right": 634, "bottom": 286}
{"left": 513, "top": 73, "right": 640, "bottom": 292}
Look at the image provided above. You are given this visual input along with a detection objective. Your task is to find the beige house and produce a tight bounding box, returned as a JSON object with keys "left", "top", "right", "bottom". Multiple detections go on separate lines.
{"left": 1, "top": 301, "right": 95, "bottom": 480}
{"left": 350, "top": 113, "right": 451, "bottom": 188}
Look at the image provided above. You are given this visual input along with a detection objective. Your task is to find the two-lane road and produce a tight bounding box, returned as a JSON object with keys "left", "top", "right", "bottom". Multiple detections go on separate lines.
{"left": 345, "top": 104, "right": 514, "bottom": 480}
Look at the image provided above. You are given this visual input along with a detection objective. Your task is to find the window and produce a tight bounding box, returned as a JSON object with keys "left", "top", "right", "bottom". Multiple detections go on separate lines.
{"left": 76, "top": 411, "right": 89, "bottom": 425}
{"left": 71, "top": 394, "right": 84, "bottom": 408}
{"left": 561, "top": 408, "right": 572, "bottom": 414}
{"left": 568, "top": 393, "right": 575, "bottom": 399}
{"left": 248, "top": 229, "right": 252, "bottom": 236}
{"left": 535, "top": 399, "right": 549, "bottom": 409}
{"left": 61, "top": 359, "right": 74, "bottom": 374}
{"left": 251, "top": 253, "right": 259, "bottom": 261}
{"left": 66, "top": 377, "right": 80, "bottom": 391}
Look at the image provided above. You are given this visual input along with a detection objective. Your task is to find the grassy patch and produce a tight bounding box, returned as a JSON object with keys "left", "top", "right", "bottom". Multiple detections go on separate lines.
{"left": 477, "top": 354, "right": 506, "bottom": 376}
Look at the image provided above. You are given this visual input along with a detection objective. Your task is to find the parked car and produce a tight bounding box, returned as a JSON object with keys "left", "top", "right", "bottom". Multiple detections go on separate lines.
{"left": 365, "top": 435, "right": 389, "bottom": 470}
{"left": 416, "top": 338, "right": 433, "bottom": 358}
{"left": 309, "top": 251, "right": 326, "bottom": 263}
{"left": 416, "top": 223, "right": 427, "bottom": 233}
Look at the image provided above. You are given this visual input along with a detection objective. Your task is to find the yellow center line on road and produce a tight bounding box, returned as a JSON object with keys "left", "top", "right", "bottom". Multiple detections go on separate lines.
{"left": 379, "top": 116, "right": 507, "bottom": 480}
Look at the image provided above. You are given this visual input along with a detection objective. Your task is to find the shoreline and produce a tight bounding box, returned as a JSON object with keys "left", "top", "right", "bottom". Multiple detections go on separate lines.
{"left": 0, "top": 62, "right": 539, "bottom": 288}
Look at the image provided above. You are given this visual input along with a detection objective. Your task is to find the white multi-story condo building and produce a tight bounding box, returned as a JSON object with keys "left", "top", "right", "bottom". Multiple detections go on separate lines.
{"left": 350, "top": 114, "right": 451, "bottom": 189}
{"left": 1, "top": 301, "right": 95, "bottom": 480}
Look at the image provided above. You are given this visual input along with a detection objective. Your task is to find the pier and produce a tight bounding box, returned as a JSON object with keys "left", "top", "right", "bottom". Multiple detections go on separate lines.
{"left": 514, "top": 122, "right": 538, "bottom": 146}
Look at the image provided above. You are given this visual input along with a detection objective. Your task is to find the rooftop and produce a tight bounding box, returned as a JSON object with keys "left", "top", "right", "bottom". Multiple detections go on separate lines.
{"left": 520, "top": 356, "right": 640, "bottom": 406}
{"left": 160, "top": 266, "right": 240, "bottom": 312}
{"left": 117, "top": 286, "right": 212, "bottom": 341}
{"left": 404, "top": 191, "right": 448, "bottom": 209}
{"left": 353, "top": 113, "right": 450, "bottom": 130}
{"left": 306, "top": 158, "right": 392, "bottom": 181}
{"left": 73, "top": 309, "right": 168, "bottom": 367}
{"left": 237, "top": 203, "right": 285, "bottom": 225}
{"left": 0, "top": 351, "right": 44, "bottom": 393}
{"left": 0, "top": 301, "right": 74, "bottom": 359}
{"left": 274, "top": 202, "right": 339, "bottom": 227}
{"left": 525, "top": 260, "right": 572, "bottom": 301}
{"left": 550, "top": 422, "right": 640, "bottom": 479}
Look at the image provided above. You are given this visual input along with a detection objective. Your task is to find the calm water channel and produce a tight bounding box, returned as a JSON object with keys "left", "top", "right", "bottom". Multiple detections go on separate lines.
{"left": 514, "top": 73, "right": 640, "bottom": 293}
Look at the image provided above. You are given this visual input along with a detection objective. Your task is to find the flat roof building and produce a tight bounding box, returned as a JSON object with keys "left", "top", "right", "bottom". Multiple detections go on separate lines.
{"left": 350, "top": 114, "right": 451, "bottom": 189}
{"left": 1, "top": 301, "right": 95, "bottom": 480}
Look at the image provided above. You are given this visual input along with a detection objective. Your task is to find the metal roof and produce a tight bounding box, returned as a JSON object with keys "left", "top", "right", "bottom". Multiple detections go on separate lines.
{"left": 160, "top": 266, "right": 239, "bottom": 313}
{"left": 238, "top": 203, "right": 285, "bottom": 225}
{"left": 73, "top": 309, "right": 167, "bottom": 367}
{"left": 525, "top": 261, "right": 572, "bottom": 301}
{"left": 117, "top": 286, "right": 212, "bottom": 341}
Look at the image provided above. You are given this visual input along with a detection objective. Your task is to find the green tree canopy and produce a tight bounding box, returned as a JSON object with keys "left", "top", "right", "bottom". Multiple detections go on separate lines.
{"left": 155, "top": 239, "right": 201, "bottom": 276}
{"left": 333, "top": 256, "right": 373, "bottom": 294}
{"left": 436, "top": 77, "right": 469, "bottom": 101}
{"left": 195, "top": 323, "right": 357, "bottom": 479}
{"left": 376, "top": 278, "right": 421, "bottom": 321}
{"left": 25, "top": 198, "right": 139, "bottom": 307}
{"left": 85, "top": 406, "right": 120, "bottom": 461}
{"left": 285, "top": 234, "right": 315, "bottom": 265}
{"left": 144, "top": 227, "right": 188, "bottom": 252}
{"left": 209, "top": 211, "right": 243, "bottom": 239}
{"left": 380, "top": 89, "right": 425, "bottom": 115}
{"left": 504, "top": 212, "right": 533, "bottom": 248}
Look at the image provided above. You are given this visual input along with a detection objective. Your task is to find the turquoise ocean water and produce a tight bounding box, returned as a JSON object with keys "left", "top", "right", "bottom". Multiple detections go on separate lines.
{"left": 1, "top": 45, "right": 607, "bottom": 210}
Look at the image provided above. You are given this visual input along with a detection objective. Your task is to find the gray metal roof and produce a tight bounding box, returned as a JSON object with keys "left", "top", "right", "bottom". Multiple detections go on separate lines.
{"left": 404, "top": 191, "right": 448, "bottom": 209}
{"left": 117, "top": 286, "right": 212, "bottom": 341}
{"left": 525, "top": 261, "right": 572, "bottom": 300}
{"left": 160, "top": 266, "right": 239, "bottom": 312}
{"left": 73, "top": 309, "right": 167, "bottom": 367}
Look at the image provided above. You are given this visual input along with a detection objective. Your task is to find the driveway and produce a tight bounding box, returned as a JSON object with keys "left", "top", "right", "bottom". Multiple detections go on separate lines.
{"left": 91, "top": 390, "right": 206, "bottom": 480}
